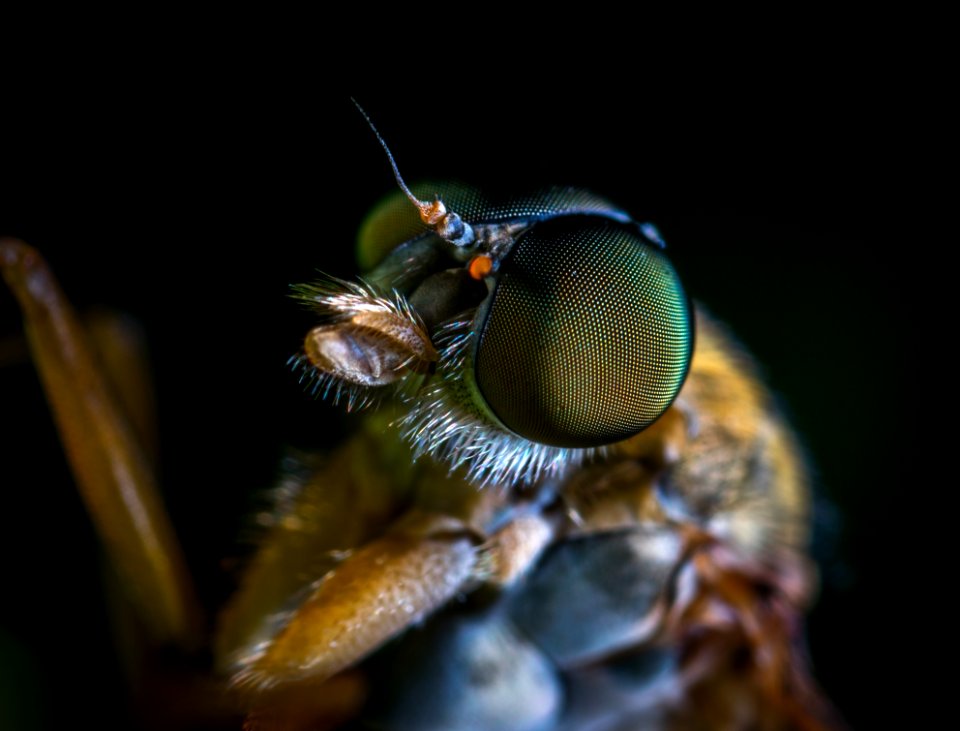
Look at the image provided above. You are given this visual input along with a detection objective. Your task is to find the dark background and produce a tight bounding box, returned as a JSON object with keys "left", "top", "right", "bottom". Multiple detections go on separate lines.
{"left": 1, "top": 88, "right": 908, "bottom": 728}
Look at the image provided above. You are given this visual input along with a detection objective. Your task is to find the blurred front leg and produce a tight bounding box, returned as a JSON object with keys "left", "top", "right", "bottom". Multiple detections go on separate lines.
{"left": 0, "top": 239, "right": 201, "bottom": 648}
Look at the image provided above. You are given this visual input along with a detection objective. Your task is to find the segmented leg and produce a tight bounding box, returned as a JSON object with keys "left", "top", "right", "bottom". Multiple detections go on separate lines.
{"left": 0, "top": 239, "right": 201, "bottom": 647}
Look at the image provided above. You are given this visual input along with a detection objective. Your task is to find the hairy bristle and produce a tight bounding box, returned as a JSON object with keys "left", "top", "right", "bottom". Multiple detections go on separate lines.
{"left": 292, "top": 278, "right": 595, "bottom": 485}
{"left": 287, "top": 353, "right": 380, "bottom": 412}
{"left": 289, "top": 277, "right": 430, "bottom": 411}
{"left": 291, "top": 276, "right": 420, "bottom": 324}
{"left": 397, "top": 319, "right": 601, "bottom": 486}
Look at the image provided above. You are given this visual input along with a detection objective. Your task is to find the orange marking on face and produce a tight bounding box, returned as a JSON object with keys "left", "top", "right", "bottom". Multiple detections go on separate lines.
{"left": 468, "top": 255, "right": 494, "bottom": 280}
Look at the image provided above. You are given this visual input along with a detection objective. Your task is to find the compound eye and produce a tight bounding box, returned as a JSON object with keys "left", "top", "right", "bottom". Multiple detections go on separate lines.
{"left": 474, "top": 217, "right": 692, "bottom": 448}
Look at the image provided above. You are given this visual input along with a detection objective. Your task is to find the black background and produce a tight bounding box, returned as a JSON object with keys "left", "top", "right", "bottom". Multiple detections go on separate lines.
{"left": 1, "top": 87, "right": 909, "bottom": 728}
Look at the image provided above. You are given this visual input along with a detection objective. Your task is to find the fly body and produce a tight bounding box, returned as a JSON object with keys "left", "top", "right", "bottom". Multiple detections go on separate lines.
{"left": 0, "top": 103, "right": 845, "bottom": 731}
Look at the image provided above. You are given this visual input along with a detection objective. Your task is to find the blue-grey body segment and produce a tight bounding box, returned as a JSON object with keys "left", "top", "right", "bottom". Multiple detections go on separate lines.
{"left": 357, "top": 526, "right": 683, "bottom": 730}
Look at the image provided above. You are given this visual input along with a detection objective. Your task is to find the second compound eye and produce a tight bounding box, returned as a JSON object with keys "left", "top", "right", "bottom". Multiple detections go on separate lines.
{"left": 473, "top": 216, "right": 693, "bottom": 448}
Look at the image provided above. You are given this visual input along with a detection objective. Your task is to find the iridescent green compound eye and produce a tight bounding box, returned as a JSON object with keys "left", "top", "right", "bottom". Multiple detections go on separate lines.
{"left": 474, "top": 216, "right": 692, "bottom": 448}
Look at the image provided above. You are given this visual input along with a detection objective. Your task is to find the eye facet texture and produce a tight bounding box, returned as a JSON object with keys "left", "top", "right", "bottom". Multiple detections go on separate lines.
{"left": 475, "top": 217, "right": 692, "bottom": 448}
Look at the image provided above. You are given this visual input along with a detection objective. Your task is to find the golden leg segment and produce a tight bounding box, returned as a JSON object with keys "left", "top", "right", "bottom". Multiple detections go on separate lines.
{"left": 1, "top": 239, "right": 201, "bottom": 648}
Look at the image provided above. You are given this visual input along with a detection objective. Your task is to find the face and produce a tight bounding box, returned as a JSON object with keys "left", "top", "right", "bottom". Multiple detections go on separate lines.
{"left": 292, "top": 179, "right": 694, "bottom": 485}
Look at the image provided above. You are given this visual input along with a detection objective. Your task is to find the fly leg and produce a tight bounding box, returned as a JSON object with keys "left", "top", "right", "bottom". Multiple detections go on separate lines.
{"left": 217, "top": 443, "right": 528, "bottom": 730}
{"left": 0, "top": 239, "right": 202, "bottom": 649}
{"left": 225, "top": 505, "right": 480, "bottom": 730}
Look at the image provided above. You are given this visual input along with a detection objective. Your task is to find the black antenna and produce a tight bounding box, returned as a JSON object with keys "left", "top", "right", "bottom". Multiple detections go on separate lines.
{"left": 351, "top": 97, "right": 422, "bottom": 212}
{"left": 351, "top": 98, "right": 475, "bottom": 248}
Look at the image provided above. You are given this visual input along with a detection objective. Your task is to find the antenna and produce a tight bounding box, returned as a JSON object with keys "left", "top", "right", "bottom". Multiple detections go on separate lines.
{"left": 351, "top": 98, "right": 475, "bottom": 248}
